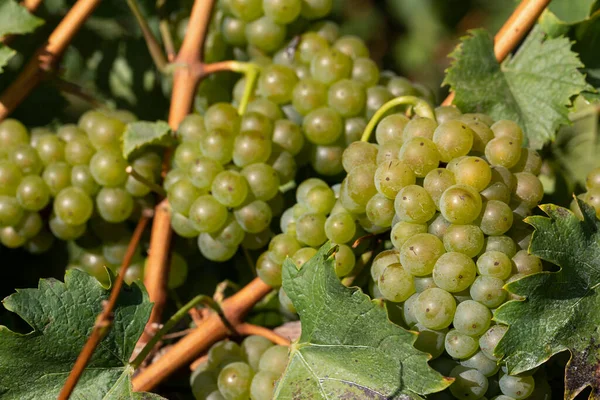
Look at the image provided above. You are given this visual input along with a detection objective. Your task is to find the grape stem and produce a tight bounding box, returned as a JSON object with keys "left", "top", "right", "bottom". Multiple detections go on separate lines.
{"left": 156, "top": 0, "right": 176, "bottom": 61}
{"left": 360, "top": 96, "right": 436, "bottom": 142}
{"left": 442, "top": 0, "right": 551, "bottom": 106}
{"left": 126, "top": 0, "right": 169, "bottom": 72}
{"left": 0, "top": 0, "right": 102, "bottom": 120}
{"left": 202, "top": 60, "right": 260, "bottom": 114}
{"left": 58, "top": 212, "right": 152, "bottom": 400}
{"left": 126, "top": 166, "right": 168, "bottom": 197}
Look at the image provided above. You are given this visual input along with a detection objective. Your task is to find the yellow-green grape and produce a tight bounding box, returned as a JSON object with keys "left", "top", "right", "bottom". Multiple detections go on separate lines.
{"left": 370, "top": 249, "right": 400, "bottom": 282}
{"left": 433, "top": 252, "right": 477, "bottom": 293}
{"left": 390, "top": 221, "right": 427, "bottom": 249}
{"left": 400, "top": 233, "right": 445, "bottom": 276}
{"left": 423, "top": 168, "right": 456, "bottom": 209}
{"left": 378, "top": 263, "right": 415, "bottom": 302}
{"left": 454, "top": 156, "right": 491, "bottom": 192}
{"left": 439, "top": 184, "right": 482, "bottom": 224}
{"left": 398, "top": 137, "right": 440, "bottom": 178}
{"left": 402, "top": 117, "right": 437, "bottom": 141}
{"left": 432, "top": 120, "right": 474, "bottom": 163}
{"left": 394, "top": 185, "right": 436, "bottom": 223}
{"left": 374, "top": 160, "right": 416, "bottom": 200}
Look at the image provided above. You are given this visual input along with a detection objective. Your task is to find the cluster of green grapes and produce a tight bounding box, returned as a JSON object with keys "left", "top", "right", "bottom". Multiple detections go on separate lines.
{"left": 190, "top": 337, "right": 288, "bottom": 400}
{"left": 0, "top": 110, "right": 161, "bottom": 251}
{"left": 360, "top": 109, "right": 548, "bottom": 399}
{"left": 573, "top": 166, "right": 600, "bottom": 218}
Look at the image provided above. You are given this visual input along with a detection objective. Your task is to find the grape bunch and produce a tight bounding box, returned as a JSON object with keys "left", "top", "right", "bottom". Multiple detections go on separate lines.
{"left": 0, "top": 110, "right": 161, "bottom": 251}
{"left": 572, "top": 166, "right": 600, "bottom": 218}
{"left": 190, "top": 337, "right": 288, "bottom": 400}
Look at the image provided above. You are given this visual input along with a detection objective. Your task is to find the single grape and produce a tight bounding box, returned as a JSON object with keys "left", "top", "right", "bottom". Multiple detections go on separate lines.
{"left": 86, "top": 115, "right": 125, "bottom": 150}
{"left": 512, "top": 172, "right": 544, "bottom": 209}
{"left": 292, "top": 78, "right": 328, "bottom": 116}
{"left": 470, "top": 276, "right": 506, "bottom": 308}
{"left": 375, "top": 160, "right": 416, "bottom": 199}
{"left": 217, "top": 362, "right": 254, "bottom": 400}
{"left": 164, "top": 169, "right": 187, "bottom": 192}
{"left": 268, "top": 233, "right": 302, "bottom": 264}
{"left": 485, "top": 137, "right": 521, "bottom": 168}
{"left": 177, "top": 114, "right": 206, "bottom": 143}
{"left": 394, "top": 184, "right": 436, "bottom": 223}
{"left": 390, "top": 221, "right": 427, "bottom": 249}
{"left": 188, "top": 157, "right": 224, "bottom": 191}
{"left": 414, "top": 288, "right": 456, "bottom": 330}
{"left": 310, "top": 48, "right": 352, "bottom": 85}
{"left": 324, "top": 212, "right": 356, "bottom": 244}
{"left": 189, "top": 195, "right": 228, "bottom": 233}
{"left": 11, "top": 144, "right": 43, "bottom": 175}
{"left": 234, "top": 199, "right": 272, "bottom": 233}
{"left": 233, "top": 130, "right": 272, "bottom": 167}
{"left": 246, "top": 16, "right": 286, "bottom": 53}
{"left": 479, "top": 325, "right": 508, "bottom": 361}
{"left": 491, "top": 119, "right": 524, "bottom": 143}
{"left": 400, "top": 233, "right": 445, "bottom": 276}
{"left": 35, "top": 134, "right": 65, "bottom": 165}
{"left": 401, "top": 293, "right": 419, "bottom": 327}
{"left": 462, "top": 119, "right": 494, "bottom": 153}
{"left": 302, "top": 107, "right": 343, "bottom": 145}
{"left": 167, "top": 178, "right": 204, "bottom": 216}
{"left": 295, "top": 212, "right": 327, "bottom": 247}
{"left": 292, "top": 247, "right": 317, "bottom": 269}
{"left": 327, "top": 79, "right": 366, "bottom": 117}
{"left": 259, "top": 64, "right": 298, "bottom": 104}
{"left": 484, "top": 235, "right": 517, "bottom": 258}
{"left": 398, "top": 136, "right": 440, "bottom": 178}
{"left": 454, "top": 156, "right": 492, "bottom": 192}
{"left": 366, "top": 193, "right": 395, "bottom": 227}
{"left": 201, "top": 129, "right": 236, "bottom": 164}
{"left": 476, "top": 251, "right": 512, "bottom": 280}
{"left": 96, "top": 187, "right": 134, "bottom": 223}
{"left": 479, "top": 200, "right": 513, "bottom": 236}
{"left": 204, "top": 103, "right": 241, "bottom": 135}
{"left": 442, "top": 224, "right": 484, "bottom": 258}
{"left": 258, "top": 345, "right": 288, "bottom": 375}
{"left": 460, "top": 351, "right": 500, "bottom": 377}
{"left": 257, "top": 251, "right": 283, "bottom": 286}
{"left": 402, "top": 117, "right": 437, "bottom": 141}
{"left": 432, "top": 120, "right": 474, "bottom": 162}
{"left": 345, "top": 164, "right": 377, "bottom": 206}
{"left": 449, "top": 366, "right": 489, "bottom": 400}
{"left": 445, "top": 329, "right": 479, "bottom": 359}
{"left": 432, "top": 252, "right": 477, "bottom": 293}
{"left": 0, "top": 119, "right": 29, "bottom": 149}
{"left": 499, "top": 373, "right": 535, "bottom": 399}
{"left": 89, "top": 149, "right": 128, "bottom": 187}
{"left": 247, "top": 98, "right": 283, "bottom": 121}
{"left": 174, "top": 142, "right": 201, "bottom": 171}
{"left": 439, "top": 184, "right": 482, "bottom": 224}
{"left": 423, "top": 168, "right": 456, "bottom": 209}
{"left": 341, "top": 141, "right": 378, "bottom": 173}
{"left": 453, "top": 300, "right": 492, "bottom": 336}
{"left": 512, "top": 250, "right": 542, "bottom": 275}
{"left": 0, "top": 161, "right": 23, "bottom": 196}
{"left": 212, "top": 170, "right": 249, "bottom": 208}
{"left": 54, "top": 187, "right": 94, "bottom": 225}
{"left": 250, "top": 370, "right": 279, "bottom": 400}
{"left": 198, "top": 232, "right": 238, "bottom": 261}
{"left": 310, "top": 143, "right": 344, "bottom": 176}
{"left": 510, "top": 148, "right": 542, "bottom": 175}
{"left": 49, "top": 214, "right": 86, "bottom": 240}
{"left": 352, "top": 57, "right": 379, "bottom": 87}
{"left": 42, "top": 162, "right": 72, "bottom": 196}
{"left": 378, "top": 263, "right": 415, "bottom": 302}
{"left": 375, "top": 113, "right": 409, "bottom": 145}
{"left": 272, "top": 119, "right": 304, "bottom": 155}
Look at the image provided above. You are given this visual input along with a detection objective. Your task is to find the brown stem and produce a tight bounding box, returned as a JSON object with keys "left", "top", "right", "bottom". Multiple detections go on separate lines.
{"left": 442, "top": 0, "right": 551, "bottom": 106}
{"left": 236, "top": 323, "right": 291, "bottom": 346}
{"left": 58, "top": 213, "right": 151, "bottom": 400}
{"left": 189, "top": 354, "right": 209, "bottom": 372}
{"left": 52, "top": 77, "right": 104, "bottom": 108}
{"left": 22, "top": 0, "right": 43, "bottom": 11}
{"left": 0, "top": 0, "right": 102, "bottom": 120}
{"left": 133, "top": 278, "right": 271, "bottom": 391}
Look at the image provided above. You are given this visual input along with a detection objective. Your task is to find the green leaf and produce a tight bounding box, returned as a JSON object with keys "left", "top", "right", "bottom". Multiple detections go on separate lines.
{"left": 122, "top": 120, "right": 172, "bottom": 159}
{"left": 0, "top": 0, "right": 44, "bottom": 37}
{"left": 540, "top": 0, "right": 597, "bottom": 37}
{"left": 0, "top": 44, "right": 15, "bottom": 73}
{"left": 494, "top": 200, "right": 600, "bottom": 400}
{"left": 0, "top": 269, "right": 161, "bottom": 399}
{"left": 276, "top": 243, "right": 452, "bottom": 399}
{"left": 443, "top": 27, "right": 591, "bottom": 149}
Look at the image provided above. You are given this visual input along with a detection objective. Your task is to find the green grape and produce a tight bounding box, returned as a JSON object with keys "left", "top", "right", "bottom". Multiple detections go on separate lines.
{"left": 378, "top": 263, "right": 415, "bottom": 302}
{"left": 352, "top": 57, "right": 379, "bottom": 87}
{"left": 484, "top": 235, "right": 517, "bottom": 257}
{"left": 268, "top": 233, "right": 302, "bottom": 264}
{"left": 0, "top": 225, "right": 26, "bottom": 248}
{"left": 586, "top": 166, "right": 600, "bottom": 190}
{"left": 187, "top": 157, "right": 223, "bottom": 191}
{"left": 224, "top": 0, "right": 263, "bottom": 21}
{"left": 512, "top": 250, "right": 542, "bottom": 275}
{"left": 54, "top": 187, "right": 93, "bottom": 225}
{"left": 439, "top": 184, "right": 482, "bottom": 224}
{"left": 177, "top": 114, "right": 206, "bottom": 143}
{"left": 390, "top": 221, "right": 427, "bottom": 249}
{"left": 366, "top": 193, "right": 395, "bottom": 227}
{"left": 432, "top": 120, "right": 474, "bottom": 162}
{"left": 168, "top": 178, "right": 204, "bottom": 216}
{"left": 263, "top": 0, "right": 301, "bottom": 23}
{"left": 198, "top": 232, "right": 238, "bottom": 261}
{"left": 292, "top": 78, "right": 328, "bottom": 116}
{"left": 369, "top": 249, "right": 400, "bottom": 281}
{"left": 449, "top": 366, "right": 489, "bottom": 400}
{"left": 375, "top": 114, "right": 408, "bottom": 145}
{"left": 479, "top": 200, "right": 513, "bottom": 236}
{"left": 246, "top": 16, "right": 286, "bottom": 53}
{"left": 479, "top": 325, "right": 507, "bottom": 361}
{"left": 123, "top": 261, "right": 144, "bottom": 285}
{"left": 0, "top": 119, "right": 28, "bottom": 149}
{"left": 190, "top": 363, "right": 218, "bottom": 399}
{"left": 423, "top": 168, "right": 456, "bottom": 208}
{"left": 256, "top": 251, "right": 283, "bottom": 286}
{"left": 189, "top": 195, "right": 228, "bottom": 233}
{"left": 402, "top": 117, "right": 437, "bottom": 141}
{"left": 29, "top": 128, "right": 52, "bottom": 148}
{"left": 258, "top": 345, "right": 288, "bottom": 374}
{"left": 12, "top": 144, "right": 43, "bottom": 175}
{"left": 461, "top": 113, "right": 494, "bottom": 126}
{"left": 71, "top": 165, "right": 100, "bottom": 196}
{"left": 453, "top": 300, "right": 491, "bottom": 336}
{"left": 0, "top": 161, "right": 23, "bottom": 196}
{"left": 49, "top": 214, "right": 86, "bottom": 240}
{"left": 398, "top": 137, "right": 440, "bottom": 178}
{"left": 174, "top": 142, "right": 201, "bottom": 171}
{"left": 433, "top": 252, "right": 477, "bottom": 293}
{"left": 296, "top": 212, "right": 327, "bottom": 247}
{"left": 386, "top": 77, "right": 416, "bottom": 97}
{"left": 461, "top": 119, "right": 494, "bottom": 153}
{"left": 374, "top": 160, "right": 416, "bottom": 199}
{"left": 333, "top": 243, "right": 355, "bottom": 277}
{"left": 365, "top": 86, "right": 393, "bottom": 119}
{"left": 13, "top": 211, "right": 42, "bottom": 239}
{"left": 442, "top": 224, "right": 484, "bottom": 258}
{"left": 476, "top": 251, "right": 512, "bottom": 280}
{"left": 210, "top": 214, "right": 245, "bottom": 247}
{"left": 272, "top": 119, "right": 304, "bottom": 155}
{"left": 333, "top": 35, "right": 368, "bottom": 59}
{"left": 242, "top": 163, "right": 280, "bottom": 201}
{"left": 24, "top": 229, "right": 54, "bottom": 254}
{"left": 166, "top": 252, "right": 188, "bottom": 289}
{"left": 485, "top": 137, "right": 521, "bottom": 168}
{"left": 445, "top": 329, "right": 479, "bottom": 359}
{"left": 217, "top": 362, "right": 254, "bottom": 400}
{"left": 234, "top": 199, "right": 272, "bottom": 233}
{"left": 376, "top": 139, "right": 402, "bottom": 165}
{"left": 394, "top": 184, "right": 436, "bottom": 223}
{"left": 42, "top": 162, "right": 72, "bottom": 196}
{"left": 470, "top": 276, "right": 506, "bottom": 308}
{"left": 454, "top": 157, "right": 492, "bottom": 192}
{"left": 499, "top": 374, "right": 535, "bottom": 399}
{"left": 250, "top": 370, "right": 279, "bottom": 400}
{"left": 327, "top": 79, "right": 365, "bottom": 118}
{"left": 343, "top": 117, "right": 367, "bottom": 144}
{"left": 126, "top": 165, "right": 156, "bottom": 197}
{"left": 413, "top": 275, "right": 438, "bottom": 292}
{"left": 292, "top": 247, "right": 317, "bottom": 269}
{"left": 247, "top": 98, "right": 283, "bottom": 121}
{"left": 304, "top": 185, "right": 335, "bottom": 214}
{"left": 296, "top": 178, "right": 327, "bottom": 204}
{"left": 302, "top": 107, "right": 343, "bottom": 145}
{"left": 270, "top": 150, "right": 297, "bottom": 184}
{"left": 512, "top": 172, "right": 543, "bottom": 209}
{"left": 212, "top": 170, "right": 249, "bottom": 208}
{"left": 341, "top": 141, "right": 377, "bottom": 173}
{"left": 64, "top": 136, "right": 95, "bottom": 166}
{"left": 35, "top": 134, "right": 65, "bottom": 165}
{"left": 96, "top": 187, "right": 134, "bottom": 223}
{"left": 163, "top": 170, "right": 184, "bottom": 194}
{"left": 400, "top": 233, "right": 445, "bottom": 276}
{"left": 510, "top": 148, "right": 542, "bottom": 175}
{"left": 205, "top": 103, "right": 241, "bottom": 135}
{"left": 242, "top": 335, "right": 274, "bottom": 370}
{"left": 89, "top": 149, "right": 127, "bottom": 187}
{"left": 491, "top": 119, "right": 523, "bottom": 143}
{"left": 401, "top": 292, "right": 419, "bottom": 327}
{"left": 460, "top": 351, "right": 500, "bottom": 377}
{"left": 310, "top": 144, "right": 344, "bottom": 175}
{"left": 233, "top": 130, "right": 272, "bottom": 167}
{"left": 296, "top": 32, "right": 329, "bottom": 64}
{"left": 345, "top": 164, "right": 377, "bottom": 205}
{"left": 198, "top": 131, "right": 233, "bottom": 168}
{"left": 16, "top": 175, "right": 50, "bottom": 211}
{"left": 413, "top": 323, "right": 446, "bottom": 359}
{"left": 428, "top": 213, "right": 451, "bottom": 238}
{"left": 86, "top": 115, "right": 125, "bottom": 150}
{"left": 259, "top": 64, "right": 298, "bottom": 104}
{"left": 310, "top": 48, "right": 352, "bottom": 84}
{"left": 414, "top": 288, "right": 456, "bottom": 330}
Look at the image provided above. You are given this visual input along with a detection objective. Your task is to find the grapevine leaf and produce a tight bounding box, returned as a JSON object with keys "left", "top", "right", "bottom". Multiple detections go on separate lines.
{"left": 494, "top": 200, "right": 600, "bottom": 400}
{"left": 0, "top": 45, "right": 15, "bottom": 73}
{"left": 443, "top": 27, "right": 591, "bottom": 149}
{"left": 276, "top": 243, "right": 452, "bottom": 400}
{"left": 0, "top": 269, "right": 161, "bottom": 400}
{"left": 0, "top": 0, "right": 44, "bottom": 37}
{"left": 540, "top": 0, "right": 597, "bottom": 37}
{"left": 122, "top": 120, "right": 172, "bottom": 159}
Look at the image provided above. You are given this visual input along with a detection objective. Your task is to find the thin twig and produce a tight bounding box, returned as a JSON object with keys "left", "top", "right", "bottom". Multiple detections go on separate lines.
{"left": 163, "top": 328, "right": 194, "bottom": 340}
{"left": 126, "top": 0, "right": 168, "bottom": 72}
{"left": 52, "top": 77, "right": 104, "bottom": 108}
{"left": 126, "top": 166, "right": 167, "bottom": 197}
{"left": 0, "top": 0, "right": 102, "bottom": 120}
{"left": 236, "top": 323, "right": 291, "bottom": 346}
{"left": 156, "top": 0, "right": 176, "bottom": 61}
{"left": 442, "top": 0, "right": 551, "bottom": 106}
{"left": 58, "top": 213, "right": 151, "bottom": 400}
